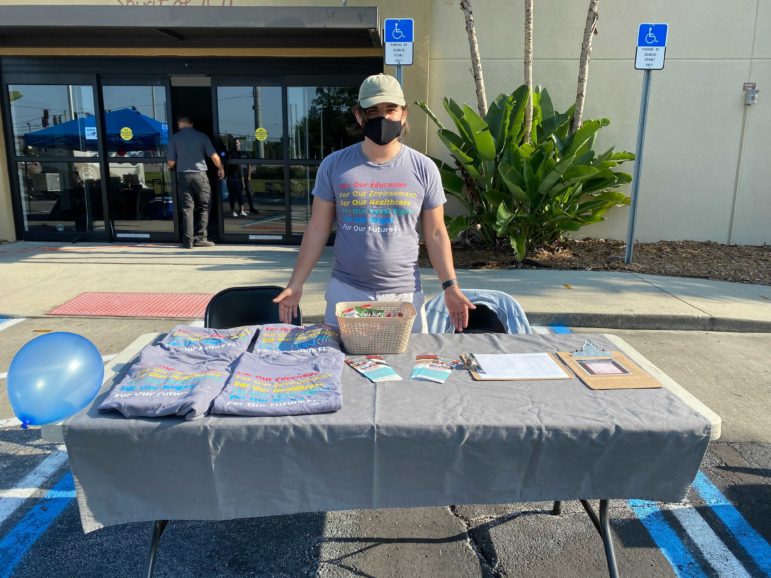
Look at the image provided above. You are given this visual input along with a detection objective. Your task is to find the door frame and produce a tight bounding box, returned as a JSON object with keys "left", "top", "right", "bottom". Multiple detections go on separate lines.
{"left": 99, "top": 74, "right": 176, "bottom": 243}
{"left": 1, "top": 72, "right": 109, "bottom": 242}
{"left": 212, "top": 74, "right": 366, "bottom": 245}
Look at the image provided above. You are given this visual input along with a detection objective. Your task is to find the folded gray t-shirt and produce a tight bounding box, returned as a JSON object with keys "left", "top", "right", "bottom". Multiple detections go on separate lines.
{"left": 98, "top": 351, "right": 233, "bottom": 420}
{"left": 211, "top": 349, "right": 345, "bottom": 417}
{"left": 159, "top": 324, "right": 257, "bottom": 361}
{"left": 254, "top": 323, "right": 341, "bottom": 352}
{"left": 98, "top": 325, "right": 256, "bottom": 420}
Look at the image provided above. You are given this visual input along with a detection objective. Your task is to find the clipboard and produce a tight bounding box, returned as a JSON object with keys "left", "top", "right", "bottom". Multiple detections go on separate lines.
{"left": 556, "top": 341, "right": 662, "bottom": 390}
{"left": 461, "top": 352, "right": 572, "bottom": 381}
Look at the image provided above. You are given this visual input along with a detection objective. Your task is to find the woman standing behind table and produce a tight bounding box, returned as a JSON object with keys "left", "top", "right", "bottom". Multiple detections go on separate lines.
{"left": 273, "top": 74, "right": 474, "bottom": 332}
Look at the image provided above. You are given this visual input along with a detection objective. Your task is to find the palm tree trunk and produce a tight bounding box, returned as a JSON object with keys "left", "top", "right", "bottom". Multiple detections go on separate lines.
{"left": 571, "top": 0, "right": 599, "bottom": 134}
{"left": 460, "top": 0, "right": 488, "bottom": 117}
{"left": 523, "top": 0, "right": 534, "bottom": 142}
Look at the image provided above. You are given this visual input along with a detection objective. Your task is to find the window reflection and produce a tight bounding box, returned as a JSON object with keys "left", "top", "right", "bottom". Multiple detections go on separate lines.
{"left": 289, "top": 165, "right": 317, "bottom": 234}
{"left": 17, "top": 161, "right": 103, "bottom": 233}
{"left": 102, "top": 86, "right": 168, "bottom": 157}
{"left": 287, "top": 86, "right": 359, "bottom": 160}
{"left": 108, "top": 162, "right": 173, "bottom": 234}
{"left": 9, "top": 84, "right": 97, "bottom": 157}
{"left": 222, "top": 165, "right": 285, "bottom": 236}
{"left": 217, "top": 86, "right": 283, "bottom": 160}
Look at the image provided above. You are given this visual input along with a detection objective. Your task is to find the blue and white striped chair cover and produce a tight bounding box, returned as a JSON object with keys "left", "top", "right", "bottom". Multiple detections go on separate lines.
{"left": 425, "top": 288, "right": 532, "bottom": 334}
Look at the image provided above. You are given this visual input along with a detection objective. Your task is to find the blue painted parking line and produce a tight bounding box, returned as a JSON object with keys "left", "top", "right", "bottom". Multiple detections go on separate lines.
{"left": 0, "top": 318, "right": 25, "bottom": 332}
{"left": 629, "top": 499, "right": 707, "bottom": 577}
{"left": 0, "top": 451, "right": 69, "bottom": 525}
{"left": 669, "top": 502, "right": 751, "bottom": 577}
{"left": 0, "top": 472, "right": 75, "bottom": 578}
{"left": 692, "top": 471, "right": 771, "bottom": 575}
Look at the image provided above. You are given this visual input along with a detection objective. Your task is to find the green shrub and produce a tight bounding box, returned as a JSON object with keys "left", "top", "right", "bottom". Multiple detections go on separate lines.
{"left": 417, "top": 85, "right": 634, "bottom": 260}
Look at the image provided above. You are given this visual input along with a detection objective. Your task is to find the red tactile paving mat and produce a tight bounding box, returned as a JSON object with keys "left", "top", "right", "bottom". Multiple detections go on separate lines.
{"left": 49, "top": 292, "right": 213, "bottom": 318}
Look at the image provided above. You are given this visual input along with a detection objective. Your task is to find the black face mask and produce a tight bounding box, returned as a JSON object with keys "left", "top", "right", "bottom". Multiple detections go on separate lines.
{"left": 362, "top": 116, "right": 402, "bottom": 146}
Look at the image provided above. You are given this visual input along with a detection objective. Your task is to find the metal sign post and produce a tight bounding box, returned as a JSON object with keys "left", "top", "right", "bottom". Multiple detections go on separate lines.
{"left": 626, "top": 23, "right": 668, "bottom": 264}
{"left": 384, "top": 18, "right": 414, "bottom": 89}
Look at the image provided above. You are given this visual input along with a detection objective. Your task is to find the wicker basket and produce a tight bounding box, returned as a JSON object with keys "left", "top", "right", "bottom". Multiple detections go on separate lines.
{"left": 335, "top": 301, "right": 416, "bottom": 354}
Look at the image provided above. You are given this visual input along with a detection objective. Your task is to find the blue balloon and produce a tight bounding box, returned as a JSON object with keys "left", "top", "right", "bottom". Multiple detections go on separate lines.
{"left": 7, "top": 332, "right": 104, "bottom": 428}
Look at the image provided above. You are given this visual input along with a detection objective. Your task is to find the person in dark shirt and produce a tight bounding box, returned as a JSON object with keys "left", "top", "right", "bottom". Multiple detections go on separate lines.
{"left": 226, "top": 139, "right": 247, "bottom": 217}
{"left": 233, "top": 138, "right": 260, "bottom": 215}
{"left": 167, "top": 115, "right": 224, "bottom": 248}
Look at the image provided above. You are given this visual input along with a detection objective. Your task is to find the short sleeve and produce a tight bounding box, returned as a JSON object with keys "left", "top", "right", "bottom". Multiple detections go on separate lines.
{"left": 202, "top": 135, "right": 216, "bottom": 157}
{"left": 311, "top": 156, "right": 335, "bottom": 202}
{"left": 421, "top": 155, "right": 446, "bottom": 210}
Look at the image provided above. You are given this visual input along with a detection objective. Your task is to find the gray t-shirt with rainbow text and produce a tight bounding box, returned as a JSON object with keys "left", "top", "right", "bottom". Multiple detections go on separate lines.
{"left": 313, "top": 143, "right": 446, "bottom": 293}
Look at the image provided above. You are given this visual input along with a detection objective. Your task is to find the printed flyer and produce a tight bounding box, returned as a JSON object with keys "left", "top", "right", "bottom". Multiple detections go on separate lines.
{"left": 345, "top": 355, "right": 402, "bottom": 383}
{"left": 410, "top": 355, "right": 457, "bottom": 383}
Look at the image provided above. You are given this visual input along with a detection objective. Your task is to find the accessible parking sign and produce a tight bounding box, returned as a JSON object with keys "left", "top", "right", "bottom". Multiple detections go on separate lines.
{"left": 635, "top": 23, "right": 668, "bottom": 70}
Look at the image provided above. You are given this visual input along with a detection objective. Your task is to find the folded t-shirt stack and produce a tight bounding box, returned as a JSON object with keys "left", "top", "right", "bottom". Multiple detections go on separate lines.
{"left": 253, "top": 323, "right": 341, "bottom": 352}
{"left": 98, "top": 324, "right": 257, "bottom": 420}
{"left": 160, "top": 324, "right": 257, "bottom": 360}
{"left": 210, "top": 348, "right": 346, "bottom": 417}
{"left": 211, "top": 323, "right": 345, "bottom": 417}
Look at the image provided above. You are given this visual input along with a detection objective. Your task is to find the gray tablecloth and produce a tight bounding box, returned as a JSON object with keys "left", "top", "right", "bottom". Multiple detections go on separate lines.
{"left": 64, "top": 333, "right": 711, "bottom": 533}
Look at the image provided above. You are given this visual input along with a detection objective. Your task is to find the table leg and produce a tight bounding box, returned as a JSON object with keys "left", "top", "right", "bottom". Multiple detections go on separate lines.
{"left": 145, "top": 519, "right": 168, "bottom": 578}
{"left": 580, "top": 500, "right": 619, "bottom": 578}
{"left": 599, "top": 500, "right": 619, "bottom": 578}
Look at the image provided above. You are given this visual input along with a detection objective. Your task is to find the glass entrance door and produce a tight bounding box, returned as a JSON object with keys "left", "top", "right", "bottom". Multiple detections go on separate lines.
{"left": 215, "top": 80, "right": 359, "bottom": 242}
{"left": 100, "top": 81, "right": 174, "bottom": 241}
{"left": 7, "top": 82, "right": 105, "bottom": 240}
{"left": 286, "top": 85, "right": 358, "bottom": 235}
{"left": 216, "top": 84, "right": 285, "bottom": 241}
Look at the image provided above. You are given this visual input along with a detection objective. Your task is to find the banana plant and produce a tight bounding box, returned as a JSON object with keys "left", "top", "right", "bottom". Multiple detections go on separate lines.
{"left": 417, "top": 85, "right": 634, "bottom": 260}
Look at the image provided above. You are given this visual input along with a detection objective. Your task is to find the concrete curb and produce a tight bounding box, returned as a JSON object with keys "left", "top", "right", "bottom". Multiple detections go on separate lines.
{"left": 528, "top": 313, "right": 771, "bottom": 333}
{"left": 12, "top": 312, "right": 768, "bottom": 333}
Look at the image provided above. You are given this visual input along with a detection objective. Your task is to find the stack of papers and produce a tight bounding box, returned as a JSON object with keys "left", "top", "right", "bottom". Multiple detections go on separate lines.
{"left": 466, "top": 353, "right": 570, "bottom": 381}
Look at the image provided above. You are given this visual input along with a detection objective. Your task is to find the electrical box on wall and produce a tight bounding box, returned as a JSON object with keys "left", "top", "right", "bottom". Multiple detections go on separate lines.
{"left": 743, "top": 82, "right": 759, "bottom": 105}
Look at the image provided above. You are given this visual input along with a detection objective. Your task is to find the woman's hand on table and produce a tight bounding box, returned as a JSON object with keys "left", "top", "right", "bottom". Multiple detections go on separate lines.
{"left": 273, "top": 286, "right": 303, "bottom": 324}
{"left": 444, "top": 285, "right": 475, "bottom": 331}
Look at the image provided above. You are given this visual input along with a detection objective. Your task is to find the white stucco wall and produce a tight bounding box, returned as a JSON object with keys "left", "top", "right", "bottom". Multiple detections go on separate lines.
{"left": 427, "top": 0, "right": 769, "bottom": 244}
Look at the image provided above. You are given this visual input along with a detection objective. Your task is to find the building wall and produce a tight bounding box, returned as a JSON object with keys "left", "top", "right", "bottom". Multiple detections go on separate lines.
{"left": 427, "top": 0, "right": 769, "bottom": 244}
{"left": 0, "top": 0, "right": 768, "bottom": 245}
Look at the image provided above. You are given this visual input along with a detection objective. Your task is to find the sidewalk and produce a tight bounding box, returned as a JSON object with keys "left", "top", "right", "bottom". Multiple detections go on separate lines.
{"left": 1, "top": 241, "right": 770, "bottom": 332}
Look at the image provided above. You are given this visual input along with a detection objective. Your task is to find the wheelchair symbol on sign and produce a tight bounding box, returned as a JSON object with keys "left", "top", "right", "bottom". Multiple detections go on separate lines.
{"left": 644, "top": 27, "right": 658, "bottom": 44}
{"left": 391, "top": 22, "right": 405, "bottom": 40}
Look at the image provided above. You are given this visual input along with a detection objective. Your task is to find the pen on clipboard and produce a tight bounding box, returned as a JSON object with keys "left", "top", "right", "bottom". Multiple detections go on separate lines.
{"left": 461, "top": 353, "right": 484, "bottom": 374}
{"left": 553, "top": 351, "right": 577, "bottom": 377}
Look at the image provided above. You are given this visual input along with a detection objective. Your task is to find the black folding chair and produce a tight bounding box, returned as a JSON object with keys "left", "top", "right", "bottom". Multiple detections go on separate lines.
{"left": 204, "top": 285, "right": 302, "bottom": 329}
{"left": 145, "top": 285, "right": 301, "bottom": 577}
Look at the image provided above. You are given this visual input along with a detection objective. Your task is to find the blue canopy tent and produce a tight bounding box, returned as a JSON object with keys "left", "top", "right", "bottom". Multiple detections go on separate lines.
{"left": 24, "top": 108, "right": 168, "bottom": 152}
